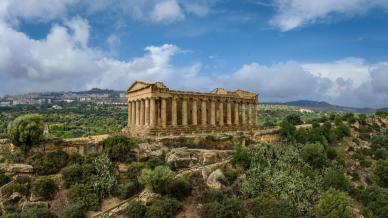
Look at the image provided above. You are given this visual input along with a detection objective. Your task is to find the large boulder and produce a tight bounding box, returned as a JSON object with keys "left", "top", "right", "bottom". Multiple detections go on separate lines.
{"left": 0, "top": 163, "right": 33, "bottom": 174}
{"left": 206, "top": 169, "right": 226, "bottom": 189}
{"left": 138, "top": 189, "right": 160, "bottom": 206}
{"left": 137, "top": 143, "right": 164, "bottom": 161}
{"left": 166, "top": 147, "right": 198, "bottom": 169}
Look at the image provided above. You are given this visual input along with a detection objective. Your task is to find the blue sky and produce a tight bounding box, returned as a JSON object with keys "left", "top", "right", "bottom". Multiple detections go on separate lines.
{"left": 1, "top": 0, "right": 388, "bottom": 107}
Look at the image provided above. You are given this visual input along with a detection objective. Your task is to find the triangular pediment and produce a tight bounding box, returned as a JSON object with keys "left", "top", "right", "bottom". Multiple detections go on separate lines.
{"left": 211, "top": 88, "right": 228, "bottom": 95}
{"left": 127, "top": 81, "right": 151, "bottom": 92}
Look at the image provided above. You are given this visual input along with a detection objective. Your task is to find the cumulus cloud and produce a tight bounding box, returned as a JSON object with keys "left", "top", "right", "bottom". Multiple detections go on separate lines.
{"left": 270, "top": 0, "right": 388, "bottom": 31}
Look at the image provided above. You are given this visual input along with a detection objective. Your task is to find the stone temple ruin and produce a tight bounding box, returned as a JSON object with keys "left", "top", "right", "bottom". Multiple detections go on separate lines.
{"left": 125, "top": 81, "right": 259, "bottom": 136}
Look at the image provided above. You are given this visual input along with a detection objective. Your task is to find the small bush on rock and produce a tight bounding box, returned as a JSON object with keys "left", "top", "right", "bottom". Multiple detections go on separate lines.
{"left": 19, "top": 207, "right": 55, "bottom": 218}
{"left": 101, "top": 135, "right": 136, "bottom": 162}
{"left": 0, "top": 174, "right": 11, "bottom": 187}
{"left": 200, "top": 197, "right": 244, "bottom": 218}
{"left": 164, "top": 177, "right": 192, "bottom": 200}
{"left": 138, "top": 165, "right": 174, "bottom": 194}
{"left": 145, "top": 197, "right": 182, "bottom": 218}
{"left": 127, "top": 201, "right": 147, "bottom": 218}
{"left": 316, "top": 188, "right": 352, "bottom": 218}
{"left": 31, "top": 177, "right": 57, "bottom": 200}
{"left": 61, "top": 164, "right": 83, "bottom": 188}
{"left": 301, "top": 143, "right": 327, "bottom": 168}
{"left": 323, "top": 168, "right": 351, "bottom": 192}
{"left": 28, "top": 151, "right": 69, "bottom": 175}
{"left": 249, "top": 192, "right": 291, "bottom": 218}
{"left": 7, "top": 114, "right": 43, "bottom": 151}
{"left": 62, "top": 203, "right": 87, "bottom": 218}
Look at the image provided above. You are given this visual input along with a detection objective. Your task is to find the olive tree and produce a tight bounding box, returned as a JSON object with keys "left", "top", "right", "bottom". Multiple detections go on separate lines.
{"left": 7, "top": 114, "right": 44, "bottom": 151}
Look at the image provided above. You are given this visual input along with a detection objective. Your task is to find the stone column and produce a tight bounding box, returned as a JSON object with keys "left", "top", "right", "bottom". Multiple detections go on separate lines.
{"left": 241, "top": 102, "right": 246, "bottom": 126}
{"left": 234, "top": 102, "right": 239, "bottom": 125}
{"left": 210, "top": 99, "right": 216, "bottom": 126}
{"left": 172, "top": 97, "right": 177, "bottom": 126}
{"left": 161, "top": 98, "right": 167, "bottom": 127}
{"left": 192, "top": 99, "right": 198, "bottom": 125}
{"left": 145, "top": 98, "right": 150, "bottom": 126}
{"left": 131, "top": 101, "right": 136, "bottom": 126}
{"left": 136, "top": 100, "right": 140, "bottom": 126}
{"left": 218, "top": 100, "right": 224, "bottom": 126}
{"left": 182, "top": 98, "right": 188, "bottom": 126}
{"left": 201, "top": 98, "right": 207, "bottom": 126}
{"left": 150, "top": 98, "right": 156, "bottom": 127}
{"left": 128, "top": 101, "right": 132, "bottom": 126}
{"left": 140, "top": 99, "right": 145, "bottom": 126}
{"left": 248, "top": 102, "right": 252, "bottom": 125}
{"left": 254, "top": 103, "right": 258, "bottom": 126}
{"left": 227, "top": 100, "right": 232, "bottom": 125}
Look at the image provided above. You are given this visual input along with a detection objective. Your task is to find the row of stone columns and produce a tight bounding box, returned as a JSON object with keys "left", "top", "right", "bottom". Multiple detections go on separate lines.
{"left": 128, "top": 97, "right": 258, "bottom": 128}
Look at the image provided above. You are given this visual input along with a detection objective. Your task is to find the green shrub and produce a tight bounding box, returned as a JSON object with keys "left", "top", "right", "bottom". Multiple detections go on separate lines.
{"left": 61, "top": 164, "right": 83, "bottom": 188}
{"left": 28, "top": 151, "right": 69, "bottom": 175}
{"left": 164, "top": 177, "right": 191, "bottom": 200}
{"left": 285, "top": 114, "right": 303, "bottom": 125}
{"left": 374, "top": 148, "right": 388, "bottom": 160}
{"left": 89, "top": 155, "right": 117, "bottom": 198}
{"left": 138, "top": 165, "right": 174, "bottom": 194}
{"left": 323, "top": 168, "right": 351, "bottom": 192}
{"left": 223, "top": 168, "right": 237, "bottom": 184}
{"left": 231, "top": 147, "right": 250, "bottom": 170}
{"left": 0, "top": 174, "right": 11, "bottom": 187}
{"left": 69, "top": 184, "right": 101, "bottom": 211}
{"left": 101, "top": 135, "right": 136, "bottom": 162}
{"left": 19, "top": 207, "right": 55, "bottom": 218}
{"left": 316, "top": 188, "right": 352, "bottom": 218}
{"left": 126, "top": 201, "right": 147, "bottom": 218}
{"left": 117, "top": 181, "right": 139, "bottom": 199}
{"left": 31, "top": 178, "right": 57, "bottom": 200}
{"left": 12, "top": 183, "right": 29, "bottom": 196}
{"left": 201, "top": 189, "right": 226, "bottom": 204}
{"left": 279, "top": 121, "right": 297, "bottom": 142}
{"left": 374, "top": 160, "right": 388, "bottom": 188}
{"left": 146, "top": 156, "right": 167, "bottom": 170}
{"left": 200, "top": 197, "right": 243, "bottom": 218}
{"left": 62, "top": 203, "right": 87, "bottom": 218}
{"left": 326, "top": 147, "right": 338, "bottom": 160}
{"left": 7, "top": 114, "right": 44, "bottom": 151}
{"left": 249, "top": 192, "right": 291, "bottom": 218}
{"left": 301, "top": 143, "right": 327, "bottom": 168}
{"left": 145, "top": 197, "right": 182, "bottom": 218}
{"left": 127, "top": 162, "right": 147, "bottom": 181}
{"left": 360, "top": 185, "right": 388, "bottom": 218}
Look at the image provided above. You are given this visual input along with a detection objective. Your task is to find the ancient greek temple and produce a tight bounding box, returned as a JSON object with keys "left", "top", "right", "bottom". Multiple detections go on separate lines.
{"left": 125, "top": 81, "right": 259, "bottom": 136}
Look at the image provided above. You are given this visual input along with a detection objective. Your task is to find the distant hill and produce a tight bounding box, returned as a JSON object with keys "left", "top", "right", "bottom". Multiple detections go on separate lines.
{"left": 265, "top": 100, "right": 386, "bottom": 113}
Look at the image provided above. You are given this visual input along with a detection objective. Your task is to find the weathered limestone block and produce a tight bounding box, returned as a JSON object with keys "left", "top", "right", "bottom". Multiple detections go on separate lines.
{"left": 30, "top": 192, "right": 45, "bottom": 202}
{"left": 21, "top": 201, "right": 50, "bottom": 210}
{"left": 136, "top": 143, "right": 164, "bottom": 161}
{"left": 0, "top": 163, "right": 33, "bottom": 174}
{"left": 206, "top": 169, "right": 225, "bottom": 189}
{"left": 138, "top": 189, "right": 160, "bottom": 206}
{"left": 166, "top": 147, "right": 198, "bottom": 169}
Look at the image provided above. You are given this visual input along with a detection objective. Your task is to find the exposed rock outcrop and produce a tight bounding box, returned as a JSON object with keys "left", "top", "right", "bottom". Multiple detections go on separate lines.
{"left": 136, "top": 143, "right": 164, "bottom": 161}
{"left": 206, "top": 169, "right": 226, "bottom": 189}
{"left": 0, "top": 163, "right": 33, "bottom": 174}
{"left": 138, "top": 189, "right": 160, "bottom": 206}
{"left": 166, "top": 147, "right": 198, "bottom": 169}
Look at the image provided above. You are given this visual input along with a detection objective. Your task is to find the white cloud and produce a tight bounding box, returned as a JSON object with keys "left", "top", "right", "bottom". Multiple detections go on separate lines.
{"left": 270, "top": 0, "right": 388, "bottom": 31}
{"left": 151, "top": 0, "right": 185, "bottom": 23}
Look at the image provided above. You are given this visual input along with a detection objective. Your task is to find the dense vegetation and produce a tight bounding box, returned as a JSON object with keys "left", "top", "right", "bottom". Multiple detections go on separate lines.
{"left": 0, "top": 102, "right": 127, "bottom": 139}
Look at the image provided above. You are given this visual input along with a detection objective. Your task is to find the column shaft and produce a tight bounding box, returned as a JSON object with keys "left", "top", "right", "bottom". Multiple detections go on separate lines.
{"left": 136, "top": 100, "right": 140, "bottom": 125}
{"left": 150, "top": 98, "right": 156, "bottom": 127}
{"left": 161, "top": 98, "right": 167, "bottom": 127}
{"left": 248, "top": 103, "right": 252, "bottom": 125}
{"left": 210, "top": 100, "right": 216, "bottom": 126}
{"left": 131, "top": 101, "right": 136, "bottom": 125}
{"left": 172, "top": 97, "right": 177, "bottom": 126}
{"left": 227, "top": 101, "right": 232, "bottom": 125}
{"left": 201, "top": 99, "right": 207, "bottom": 126}
{"left": 241, "top": 102, "right": 246, "bottom": 125}
{"left": 234, "top": 102, "right": 239, "bottom": 125}
{"left": 140, "top": 99, "right": 145, "bottom": 125}
{"left": 182, "top": 99, "right": 188, "bottom": 126}
{"left": 145, "top": 98, "right": 150, "bottom": 126}
{"left": 128, "top": 102, "right": 132, "bottom": 126}
{"left": 192, "top": 100, "right": 198, "bottom": 125}
{"left": 219, "top": 101, "right": 224, "bottom": 126}
{"left": 254, "top": 103, "right": 258, "bottom": 126}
